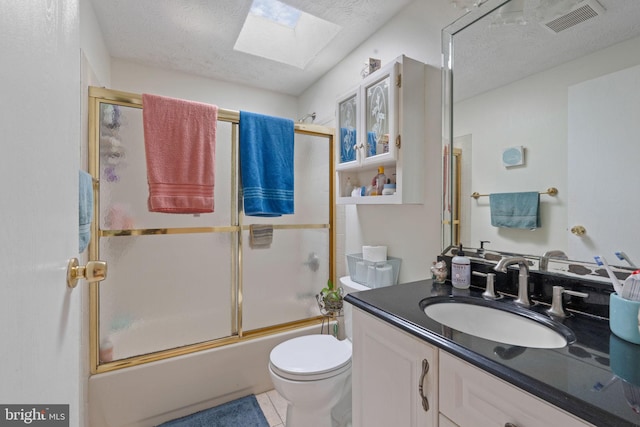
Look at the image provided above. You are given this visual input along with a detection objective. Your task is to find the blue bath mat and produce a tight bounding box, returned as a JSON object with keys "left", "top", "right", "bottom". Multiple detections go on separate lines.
{"left": 158, "top": 395, "right": 269, "bottom": 427}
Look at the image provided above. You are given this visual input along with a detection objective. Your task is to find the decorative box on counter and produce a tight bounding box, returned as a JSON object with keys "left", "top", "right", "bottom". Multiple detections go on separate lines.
{"left": 346, "top": 253, "right": 402, "bottom": 288}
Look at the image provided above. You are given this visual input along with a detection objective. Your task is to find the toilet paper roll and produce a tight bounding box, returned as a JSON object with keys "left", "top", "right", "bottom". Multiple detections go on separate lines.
{"left": 367, "top": 265, "right": 377, "bottom": 287}
{"left": 362, "top": 245, "right": 387, "bottom": 262}
{"left": 376, "top": 264, "right": 394, "bottom": 287}
{"left": 355, "top": 261, "right": 368, "bottom": 284}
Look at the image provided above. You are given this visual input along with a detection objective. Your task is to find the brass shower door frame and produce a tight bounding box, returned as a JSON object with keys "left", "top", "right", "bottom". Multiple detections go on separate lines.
{"left": 88, "top": 87, "right": 336, "bottom": 374}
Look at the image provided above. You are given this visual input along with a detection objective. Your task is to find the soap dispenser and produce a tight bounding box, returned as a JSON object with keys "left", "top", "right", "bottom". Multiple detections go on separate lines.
{"left": 451, "top": 244, "right": 471, "bottom": 289}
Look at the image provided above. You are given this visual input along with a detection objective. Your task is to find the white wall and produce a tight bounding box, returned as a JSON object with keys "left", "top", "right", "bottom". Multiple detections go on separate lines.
{"left": 454, "top": 35, "right": 640, "bottom": 257}
{"left": 300, "top": 0, "right": 462, "bottom": 283}
{"left": 111, "top": 59, "right": 298, "bottom": 118}
{"left": 80, "top": 0, "right": 111, "bottom": 87}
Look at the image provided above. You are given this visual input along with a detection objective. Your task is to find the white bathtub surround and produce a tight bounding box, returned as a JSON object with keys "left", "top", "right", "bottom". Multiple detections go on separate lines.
{"left": 88, "top": 324, "right": 325, "bottom": 427}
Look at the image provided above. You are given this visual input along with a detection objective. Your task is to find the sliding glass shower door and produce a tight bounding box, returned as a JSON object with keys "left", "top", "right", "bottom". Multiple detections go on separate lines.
{"left": 95, "top": 102, "right": 236, "bottom": 363}
{"left": 242, "top": 133, "right": 330, "bottom": 331}
{"left": 88, "top": 87, "right": 334, "bottom": 373}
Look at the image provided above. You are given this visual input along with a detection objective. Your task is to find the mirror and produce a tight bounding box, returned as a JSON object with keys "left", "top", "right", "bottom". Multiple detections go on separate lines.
{"left": 442, "top": 0, "right": 640, "bottom": 274}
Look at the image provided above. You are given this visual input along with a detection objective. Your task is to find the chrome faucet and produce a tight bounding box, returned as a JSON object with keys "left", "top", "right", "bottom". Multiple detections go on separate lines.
{"left": 494, "top": 257, "right": 531, "bottom": 307}
{"left": 540, "top": 250, "right": 568, "bottom": 271}
{"left": 547, "top": 286, "right": 589, "bottom": 318}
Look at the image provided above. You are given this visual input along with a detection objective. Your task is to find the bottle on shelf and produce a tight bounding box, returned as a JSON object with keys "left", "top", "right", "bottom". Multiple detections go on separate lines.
{"left": 344, "top": 177, "right": 354, "bottom": 197}
{"left": 381, "top": 183, "right": 396, "bottom": 195}
{"left": 374, "top": 166, "right": 386, "bottom": 196}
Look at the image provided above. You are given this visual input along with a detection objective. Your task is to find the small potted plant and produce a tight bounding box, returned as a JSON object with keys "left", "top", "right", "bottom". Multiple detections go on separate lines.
{"left": 317, "top": 279, "right": 344, "bottom": 314}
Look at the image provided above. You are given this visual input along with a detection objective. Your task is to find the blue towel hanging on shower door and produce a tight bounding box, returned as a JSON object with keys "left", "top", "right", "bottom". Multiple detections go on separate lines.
{"left": 239, "top": 111, "right": 295, "bottom": 217}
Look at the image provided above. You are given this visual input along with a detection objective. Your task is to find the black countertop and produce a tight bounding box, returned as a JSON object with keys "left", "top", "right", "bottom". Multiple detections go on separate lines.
{"left": 344, "top": 279, "right": 640, "bottom": 427}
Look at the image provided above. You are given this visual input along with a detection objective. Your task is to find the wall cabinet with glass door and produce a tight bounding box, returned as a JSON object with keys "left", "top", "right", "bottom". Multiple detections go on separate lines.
{"left": 335, "top": 55, "right": 425, "bottom": 205}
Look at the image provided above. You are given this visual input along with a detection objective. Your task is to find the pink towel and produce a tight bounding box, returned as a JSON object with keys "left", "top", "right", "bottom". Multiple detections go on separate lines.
{"left": 142, "top": 93, "right": 218, "bottom": 213}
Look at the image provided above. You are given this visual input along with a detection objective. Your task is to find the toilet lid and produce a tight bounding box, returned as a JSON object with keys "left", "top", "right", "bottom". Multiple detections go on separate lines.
{"left": 270, "top": 335, "right": 351, "bottom": 379}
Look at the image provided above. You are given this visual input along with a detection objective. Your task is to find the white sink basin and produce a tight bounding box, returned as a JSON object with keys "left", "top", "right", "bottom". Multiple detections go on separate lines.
{"left": 420, "top": 297, "right": 574, "bottom": 349}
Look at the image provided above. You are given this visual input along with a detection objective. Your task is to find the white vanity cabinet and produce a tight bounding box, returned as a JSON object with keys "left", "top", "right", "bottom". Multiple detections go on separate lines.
{"left": 335, "top": 55, "right": 425, "bottom": 204}
{"left": 439, "top": 352, "right": 594, "bottom": 427}
{"left": 351, "top": 308, "right": 438, "bottom": 427}
{"left": 351, "top": 308, "right": 595, "bottom": 427}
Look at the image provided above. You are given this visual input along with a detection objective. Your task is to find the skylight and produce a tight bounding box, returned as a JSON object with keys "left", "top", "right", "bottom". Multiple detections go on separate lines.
{"left": 234, "top": 0, "right": 342, "bottom": 69}
{"left": 250, "top": 0, "right": 301, "bottom": 28}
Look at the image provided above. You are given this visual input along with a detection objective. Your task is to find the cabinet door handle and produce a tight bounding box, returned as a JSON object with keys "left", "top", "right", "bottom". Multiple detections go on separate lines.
{"left": 505, "top": 423, "right": 518, "bottom": 427}
{"left": 418, "top": 358, "right": 430, "bottom": 412}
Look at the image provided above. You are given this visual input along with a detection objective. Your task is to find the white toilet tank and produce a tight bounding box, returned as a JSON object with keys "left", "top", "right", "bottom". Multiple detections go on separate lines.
{"left": 339, "top": 276, "right": 371, "bottom": 341}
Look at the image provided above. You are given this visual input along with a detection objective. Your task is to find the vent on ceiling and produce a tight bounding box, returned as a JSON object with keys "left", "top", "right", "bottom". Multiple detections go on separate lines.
{"left": 542, "top": 0, "right": 605, "bottom": 33}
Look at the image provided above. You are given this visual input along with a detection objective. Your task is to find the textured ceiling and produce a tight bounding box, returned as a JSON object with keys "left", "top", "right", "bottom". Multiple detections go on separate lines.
{"left": 90, "top": 0, "right": 640, "bottom": 99}
{"left": 89, "top": 0, "right": 418, "bottom": 96}
{"left": 452, "top": 0, "right": 640, "bottom": 101}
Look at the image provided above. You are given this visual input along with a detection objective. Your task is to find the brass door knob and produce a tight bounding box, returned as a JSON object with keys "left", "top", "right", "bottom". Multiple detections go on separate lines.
{"left": 571, "top": 225, "right": 586, "bottom": 236}
{"left": 67, "top": 258, "right": 108, "bottom": 288}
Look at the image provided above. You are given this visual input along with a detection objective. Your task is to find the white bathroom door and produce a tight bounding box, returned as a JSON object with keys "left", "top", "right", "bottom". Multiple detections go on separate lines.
{"left": 567, "top": 64, "right": 640, "bottom": 264}
{"left": 0, "top": 1, "right": 82, "bottom": 425}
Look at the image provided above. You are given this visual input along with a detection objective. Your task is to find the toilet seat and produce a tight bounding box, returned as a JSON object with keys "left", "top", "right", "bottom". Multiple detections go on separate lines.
{"left": 270, "top": 335, "right": 352, "bottom": 381}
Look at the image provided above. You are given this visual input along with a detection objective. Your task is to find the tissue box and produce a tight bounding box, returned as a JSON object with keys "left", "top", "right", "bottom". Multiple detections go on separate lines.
{"left": 346, "top": 253, "right": 401, "bottom": 288}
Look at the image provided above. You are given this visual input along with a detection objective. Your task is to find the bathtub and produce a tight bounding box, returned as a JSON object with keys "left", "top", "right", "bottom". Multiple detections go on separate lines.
{"left": 88, "top": 323, "right": 327, "bottom": 427}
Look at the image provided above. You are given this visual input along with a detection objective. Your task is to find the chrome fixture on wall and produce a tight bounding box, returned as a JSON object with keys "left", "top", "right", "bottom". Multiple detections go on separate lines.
{"left": 297, "top": 112, "right": 316, "bottom": 123}
{"left": 304, "top": 252, "right": 320, "bottom": 272}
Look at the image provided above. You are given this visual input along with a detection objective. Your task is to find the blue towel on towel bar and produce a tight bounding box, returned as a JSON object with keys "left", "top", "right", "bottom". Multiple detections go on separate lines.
{"left": 79, "top": 170, "right": 94, "bottom": 252}
{"left": 489, "top": 191, "right": 540, "bottom": 229}
{"left": 239, "top": 111, "right": 294, "bottom": 217}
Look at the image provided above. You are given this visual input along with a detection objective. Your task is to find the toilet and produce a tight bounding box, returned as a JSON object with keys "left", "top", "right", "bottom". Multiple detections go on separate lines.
{"left": 268, "top": 276, "right": 368, "bottom": 427}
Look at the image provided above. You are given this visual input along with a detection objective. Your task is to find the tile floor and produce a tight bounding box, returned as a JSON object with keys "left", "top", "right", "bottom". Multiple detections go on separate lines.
{"left": 256, "top": 389, "right": 288, "bottom": 427}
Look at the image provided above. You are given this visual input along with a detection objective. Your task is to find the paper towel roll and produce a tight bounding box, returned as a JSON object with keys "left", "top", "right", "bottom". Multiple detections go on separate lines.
{"left": 376, "top": 264, "right": 394, "bottom": 287}
{"left": 362, "top": 245, "right": 387, "bottom": 262}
